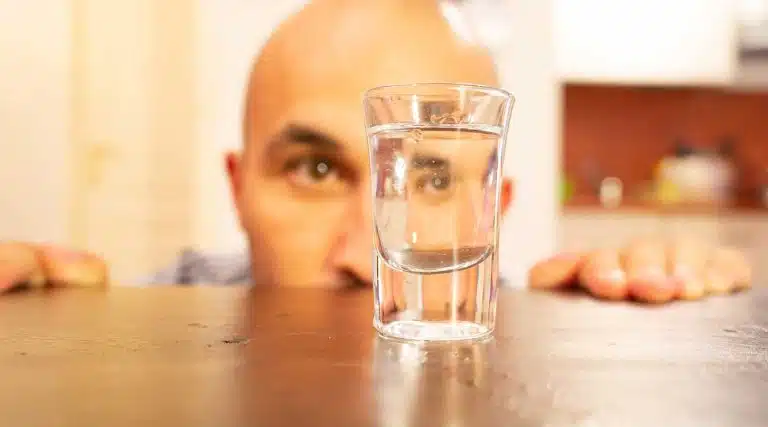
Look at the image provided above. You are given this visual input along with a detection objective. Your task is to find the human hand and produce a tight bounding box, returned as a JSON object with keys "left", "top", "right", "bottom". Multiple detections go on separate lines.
{"left": 528, "top": 238, "right": 752, "bottom": 303}
{"left": 0, "top": 242, "right": 108, "bottom": 293}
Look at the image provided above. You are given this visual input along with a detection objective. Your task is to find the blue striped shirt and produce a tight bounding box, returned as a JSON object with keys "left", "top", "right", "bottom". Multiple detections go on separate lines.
{"left": 138, "top": 249, "right": 515, "bottom": 288}
{"left": 140, "top": 249, "right": 252, "bottom": 285}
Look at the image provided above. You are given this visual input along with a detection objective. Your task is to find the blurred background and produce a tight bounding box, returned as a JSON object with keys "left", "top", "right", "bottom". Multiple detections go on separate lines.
{"left": 1, "top": 0, "right": 766, "bottom": 282}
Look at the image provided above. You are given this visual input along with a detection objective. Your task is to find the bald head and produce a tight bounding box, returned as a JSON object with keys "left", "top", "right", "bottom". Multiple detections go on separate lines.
{"left": 243, "top": 0, "right": 498, "bottom": 145}
{"left": 227, "top": 0, "right": 505, "bottom": 288}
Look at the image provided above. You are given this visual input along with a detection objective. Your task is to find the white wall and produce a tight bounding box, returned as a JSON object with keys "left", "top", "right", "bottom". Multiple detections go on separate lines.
{"left": 554, "top": 0, "right": 737, "bottom": 85}
{"left": 0, "top": 1, "right": 201, "bottom": 279}
{"left": 495, "top": 0, "right": 560, "bottom": 285}
{"left": 0, "top": 0, "right": 72, "bottom": 244}
{"left": 194, "top": 0, "right": 307, "bottom": 251}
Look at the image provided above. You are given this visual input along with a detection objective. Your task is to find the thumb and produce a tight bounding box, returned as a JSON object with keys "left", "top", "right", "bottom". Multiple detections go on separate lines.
{"left": 37, "top": 245, "right": 109, "bottom": 288}
{"left": 528, "top": 252, "right": 586, "bottom": 290}
{"left": 0, "top": 242, "right": 46, "bottom": 292}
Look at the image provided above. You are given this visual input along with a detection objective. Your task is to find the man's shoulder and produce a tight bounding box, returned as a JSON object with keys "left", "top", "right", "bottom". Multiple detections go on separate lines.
{"left": 137, "top": 249, "right": 251, "bottom": 286}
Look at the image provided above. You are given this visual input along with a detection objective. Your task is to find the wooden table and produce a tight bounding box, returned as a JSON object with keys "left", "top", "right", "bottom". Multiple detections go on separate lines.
{"left": 0, "top": 287, "right": 766, "bottom": 426}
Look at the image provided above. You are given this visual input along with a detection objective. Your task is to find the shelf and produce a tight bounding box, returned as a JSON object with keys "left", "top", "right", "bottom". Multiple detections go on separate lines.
{"left": 562, "top": 196, "right": 768, "bottom": 216}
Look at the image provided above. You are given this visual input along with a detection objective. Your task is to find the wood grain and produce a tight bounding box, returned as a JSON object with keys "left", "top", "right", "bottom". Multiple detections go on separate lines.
{"left": 0, "top": 286, "right": 766, "bottom": 426}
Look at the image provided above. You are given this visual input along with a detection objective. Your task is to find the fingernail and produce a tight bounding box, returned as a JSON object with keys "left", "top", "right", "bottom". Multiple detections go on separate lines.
{"left": 680, "top": 281, "right": 705, "bottom": 300}
{"left": 673, "top": 265, "right": 704, "bottom": 300}
{"left": 598, "top": 269, "right": 626, "bottom": 284}
{"left": 631, "top": 268, "right": 680, "bottom": 293}
{"left": 634, "top": 267, "right": 667, "bottom": 282}
{"left": 707, "top": 272, "right": 731, "bottom": 294}
{"left": 672, "top": 265, "right": 694, "bottom": 279}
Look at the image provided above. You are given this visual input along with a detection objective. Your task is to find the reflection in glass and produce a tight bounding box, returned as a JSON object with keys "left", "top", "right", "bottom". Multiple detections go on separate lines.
{"left": 372, "top": 338, "right": 492, "bottom": 427}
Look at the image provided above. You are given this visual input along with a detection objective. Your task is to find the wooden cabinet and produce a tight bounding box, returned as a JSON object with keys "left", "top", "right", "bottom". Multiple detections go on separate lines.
{"left": 554, "top": 0, "right": 738, "bottom": 85}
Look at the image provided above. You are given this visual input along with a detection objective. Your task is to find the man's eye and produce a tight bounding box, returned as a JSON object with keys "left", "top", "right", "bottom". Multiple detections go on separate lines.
{"left": 304, "top": 158, "right": 334, "bottom": 180}
{"left": 415, "top": 172, "right": 454, "bottom": 195}
{"left": 285, "top": 156, "right": 346, "bottom": 193}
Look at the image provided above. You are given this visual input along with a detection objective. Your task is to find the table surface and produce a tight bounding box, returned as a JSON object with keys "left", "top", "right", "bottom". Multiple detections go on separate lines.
{"left": 0, "top": 286, "right": 766, "bottom": 427}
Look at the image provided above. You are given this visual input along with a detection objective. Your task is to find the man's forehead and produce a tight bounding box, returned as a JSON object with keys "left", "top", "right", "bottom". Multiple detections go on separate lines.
{"left": 243, "top": 0, "right": 498, "bottom": 143}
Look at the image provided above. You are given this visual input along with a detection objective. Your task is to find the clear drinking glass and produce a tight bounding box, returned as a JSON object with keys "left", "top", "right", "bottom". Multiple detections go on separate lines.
{"left": 364, "top": 83, "right": 514, "bottom": 342}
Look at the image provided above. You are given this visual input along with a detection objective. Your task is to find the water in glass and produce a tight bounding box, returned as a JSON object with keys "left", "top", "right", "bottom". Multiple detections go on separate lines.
{"left": 369, "top": 122, "right": 502, "bottom": 341}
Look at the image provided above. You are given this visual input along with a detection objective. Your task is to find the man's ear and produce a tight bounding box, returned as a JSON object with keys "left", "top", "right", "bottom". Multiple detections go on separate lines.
{"left": 500, "top": 177, "right": 514, "bottom": 216}
{"left": 225, "top": 151, "right": 244, "bottom": 223}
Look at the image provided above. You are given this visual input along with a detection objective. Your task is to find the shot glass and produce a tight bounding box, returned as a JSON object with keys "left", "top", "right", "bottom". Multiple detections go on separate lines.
{"left": 363, "top": 83, "right": 514, "bottom": 342}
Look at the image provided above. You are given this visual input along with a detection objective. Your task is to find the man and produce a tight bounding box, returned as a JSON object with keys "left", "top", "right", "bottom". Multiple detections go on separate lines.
{"left": 0, "top": 0, "right": 752, "bottom": 303}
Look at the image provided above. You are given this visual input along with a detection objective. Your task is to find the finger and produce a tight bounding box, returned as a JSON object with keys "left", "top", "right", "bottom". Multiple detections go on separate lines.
{"left": 528, "top": 253, "right": 585, "bottom": 290}
{"left": 578, "top": 249, "right": 628, "bottom": 300}
{"left": 706, "top": 247, "right": 752, "bottom": 295}
{"left": 622, "top": 239, "right": 678, "bottom": 304}
{"left": 0, "top": 242, "right": 45, "bottom": 292}
{"left": 668, "top": 239, "right": 707, "bottom": 300}
{"left": 37, "top": 245, "right": 109, "bottom": 288}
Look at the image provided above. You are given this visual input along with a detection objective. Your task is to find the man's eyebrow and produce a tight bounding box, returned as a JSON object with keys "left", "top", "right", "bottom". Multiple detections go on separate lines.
{"left": 411, "top": 154, "right": 450, "bottom": 169}
{"left": 273, "top": 123, "right": 342, "bottom": 150}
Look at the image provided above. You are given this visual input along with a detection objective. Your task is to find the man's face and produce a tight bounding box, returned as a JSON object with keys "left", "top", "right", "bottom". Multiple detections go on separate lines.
{"left": 232, "top": 92, "right": 374, "bottom": 287}
{"left": 226, "top": 1, "right": 506, "bottom": 287}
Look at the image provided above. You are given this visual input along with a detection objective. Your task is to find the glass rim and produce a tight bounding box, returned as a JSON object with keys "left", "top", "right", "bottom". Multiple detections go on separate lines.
{"left": 363, "top": 82, "right": 514, "bottom": 100}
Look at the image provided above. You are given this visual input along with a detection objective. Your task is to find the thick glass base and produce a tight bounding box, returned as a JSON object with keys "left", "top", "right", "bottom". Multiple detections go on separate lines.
{"left": 376, "top": 320, "right": 492, "bottom": 342}
{"left": 373, "top": 247, "right": 498, "bottom": 343}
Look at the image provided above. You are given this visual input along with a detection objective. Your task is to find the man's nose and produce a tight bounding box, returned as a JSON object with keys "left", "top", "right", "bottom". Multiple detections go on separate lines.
{"left": 329, "top": 189, "right": 374, "bottom": 286}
